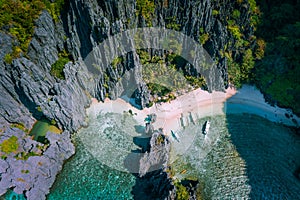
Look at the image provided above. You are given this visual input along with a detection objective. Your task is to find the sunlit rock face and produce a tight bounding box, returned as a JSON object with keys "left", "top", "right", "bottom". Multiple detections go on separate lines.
{"left": 0, "top": 128, "right": 74, "bottom": 200}
{"left": 0, "top": 0, "right": 254, "bottom": 131}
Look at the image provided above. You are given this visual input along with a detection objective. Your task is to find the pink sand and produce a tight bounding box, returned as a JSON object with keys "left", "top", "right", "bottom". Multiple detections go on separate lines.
{"left": 87, "top": 87, "right": 236, "bottom": 135}
{"left": 87, "top": 85, "right": 299, "bottom": 135}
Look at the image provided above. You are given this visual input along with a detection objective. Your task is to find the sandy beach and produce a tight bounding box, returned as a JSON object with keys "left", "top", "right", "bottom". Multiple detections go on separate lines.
{"left": 87, "top": 85, "right": 300, "bottom": 136}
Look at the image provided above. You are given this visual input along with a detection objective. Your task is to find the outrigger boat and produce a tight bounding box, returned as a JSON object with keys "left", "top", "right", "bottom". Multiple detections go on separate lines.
{"left": 203, "top": 120, "right": 210, "bottom": 135}
{"left": 171, "top": 130, "right": 180, "bottom": 142}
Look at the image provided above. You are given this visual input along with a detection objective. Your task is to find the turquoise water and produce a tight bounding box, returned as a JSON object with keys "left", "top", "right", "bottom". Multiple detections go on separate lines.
{"left": 47, "top": 135, "right": 136, "bottom": 200}
{"left": 47, "top": 112, "right": 138, "bottom": 200}
{"left": 47, "top": 113, "right": 300, "bottom": 199}
{"left": 172, "top": 114, "right": 300, "bottom": 199}
{"left": 1, "top": 190, "right": 26, "bottom": 200}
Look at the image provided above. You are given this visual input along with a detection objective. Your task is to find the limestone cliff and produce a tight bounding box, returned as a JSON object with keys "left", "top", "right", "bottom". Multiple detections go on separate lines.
{"left": 1, "top": 0, "right": 254, "bottom": 131}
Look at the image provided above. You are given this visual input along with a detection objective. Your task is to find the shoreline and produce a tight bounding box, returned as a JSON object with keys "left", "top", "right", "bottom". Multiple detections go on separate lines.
{"left": 225, "top": 85, "right": 300, "bottom": 127}
{"left": 87, "top": 85, "right": 299, "bottom": 136}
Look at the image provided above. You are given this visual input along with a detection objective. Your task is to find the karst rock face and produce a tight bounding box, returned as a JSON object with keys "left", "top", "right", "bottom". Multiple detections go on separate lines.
{"left": 0, "top": 0, "right": 254, "bottom": 199}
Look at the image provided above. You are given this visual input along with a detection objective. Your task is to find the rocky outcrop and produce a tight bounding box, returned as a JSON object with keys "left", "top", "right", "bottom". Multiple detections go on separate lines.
{"left": 139, "top": 131, "right": 171, "bottom": 176}
{"left": 0, "top": 11, "right": 91, "bottom": 132}
{"left": 0, "top": 33, "right": 35, "bottom": 129}
{"left": 133, "top": 130, "right": 176, "bottom": 200}
{"left": 0, "top": 128, "right": 74, "bottom": 200}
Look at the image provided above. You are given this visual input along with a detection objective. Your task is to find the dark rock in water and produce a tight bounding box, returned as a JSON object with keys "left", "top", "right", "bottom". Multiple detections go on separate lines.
{"left": 133, "top": 136, "right": 151, "bottom": 153}
{"left": 144, "top": 114, "right": 157, "bottom": 135}
{"left": 294, "top": 167, "right": 300, "bottom": 180}
{"left": 132, "top": 169, "right": 175, "bottom": 200}
{"left": 132, "top": 131, "right": 176, "bottom": 199}
{"left": 139, "top": 132, "right": 171, "bottom": 177}
{"left": 180, "top": 179, "right": 200, "bottom": 200}
{"left": 145, "top": 122, "right": 154, "bottom": 136}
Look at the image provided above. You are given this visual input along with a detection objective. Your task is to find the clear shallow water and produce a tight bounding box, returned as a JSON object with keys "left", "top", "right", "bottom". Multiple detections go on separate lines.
{"left": 47, "top": 113, "right": 300, "bottom": 199}
{"left": 47, "top": 112, "right": 139, "bottom": 200}
{"left": 47, "top": 136, "right": 136, "bottom": 200}
{"left": 1, "top": 190, "right": 26, "bottom": 200}
{"left": 171, "top": 115, "right": 252, "bottom": 199}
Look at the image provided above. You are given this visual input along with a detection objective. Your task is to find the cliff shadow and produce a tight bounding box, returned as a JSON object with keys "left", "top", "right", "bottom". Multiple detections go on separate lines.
{"left": 130, "top": 169, "right": 174, "bottom": 200}
{"left": 225, "top": 113, "right": 300, "bottom": 199}
{"left": 123, "top": 128, "right": 151, "bottom": 174}
{"left": 61, "top": 0, "right": 93, "bottom": 59}
{"left": 14, "top": 85, "right": 44, "bottom": 120}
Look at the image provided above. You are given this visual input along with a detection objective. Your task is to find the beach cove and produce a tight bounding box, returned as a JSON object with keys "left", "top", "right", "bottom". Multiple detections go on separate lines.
{"left": 47, "top": 85, "right": 300, "bottom": 199}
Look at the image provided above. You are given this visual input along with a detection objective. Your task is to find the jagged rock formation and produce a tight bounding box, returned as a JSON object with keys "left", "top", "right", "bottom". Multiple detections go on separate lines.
{"left": 0, "top": 0, "right": 254, "bottom": 130}
{"left": 0, "top": 128, "right": 74, "bottom": 200}
{"left": 139, "top": 131, "right": 170, "bottom": 176}
{"left": 0, "top": 0, "right": 255, "bottom": 199}
{"left": 0, "top": 0, "right": 255, "bottom": 129}
{"left": 0, "top": 33, "right": 35, "bottom": 130}
{"left": 134, "top": 131, "right": 176, "bottom": 200}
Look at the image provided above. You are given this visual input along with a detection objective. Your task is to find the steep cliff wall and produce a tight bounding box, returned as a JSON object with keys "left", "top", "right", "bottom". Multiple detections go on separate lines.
{"left": 0, "top": 0, "right": 254, "bottom": 131}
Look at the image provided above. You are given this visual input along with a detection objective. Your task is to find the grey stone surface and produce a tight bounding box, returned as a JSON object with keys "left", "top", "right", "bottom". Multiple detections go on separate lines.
{"left": 0, "top": 0, "right": 254, "bottom": 129}
{"left": 0, "top": 128, "right": 74, "bottom": 200}
{"left": 139, "top": 131, "right": 171, "bottom": 175}
{"left": 0, "top": 33, "right": 35, "bottom": 129}
{"left": 133, "top": 130, "right": 176, "bottom": 200}
{"left": 27, "top": 10, "right": 61, "bottom": 71}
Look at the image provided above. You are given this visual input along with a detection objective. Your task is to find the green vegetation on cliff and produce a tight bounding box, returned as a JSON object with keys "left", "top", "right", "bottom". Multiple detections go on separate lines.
{"left": 50, "top": 50, "right": 71, "bottom": 80}
{"left": 214, "top": 0, "right": 300, "bottom": 115}
{"left": 253, "top": 0, "right": 300, "bottom": 114}
{"left": 0, "top": 136, "right": 19, "bottom": 156}
{"left": 0, "top": 0, "right": 65, "bottom": 61}
{"left": 137, "top": 49, "right": 207, "bottom": 104}
{"left": 219, "top": 0, "right": 259, "bottom": 88}
{"left": 136, "top": 0, "right": 155, "bottom": 26}
{"left": 174, "top": 181, "right": 189, "bottom": 200}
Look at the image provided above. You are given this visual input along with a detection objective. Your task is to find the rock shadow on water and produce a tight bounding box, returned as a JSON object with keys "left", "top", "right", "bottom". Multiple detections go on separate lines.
{"left": 124, "top": 129, "right": 174, "bottom": 199}
{"left": 130, "top": 169, "right": 174, "bottom": 200}
{"left": 124, "top": 134, "right": 151, "bottom": 174}
{"left": 226, "top": 114, "right": 300, "bottom": 199}
{"left": 124, "top": 138, "right": 150, "bottom": 174}
{"left": 134, "top": 125, "right": 146, "bottom": 134}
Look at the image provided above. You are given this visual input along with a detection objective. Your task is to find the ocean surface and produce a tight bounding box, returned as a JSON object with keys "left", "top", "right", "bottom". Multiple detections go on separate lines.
{"left": 45, "top": 112, "right": 300, "bottom": 199}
